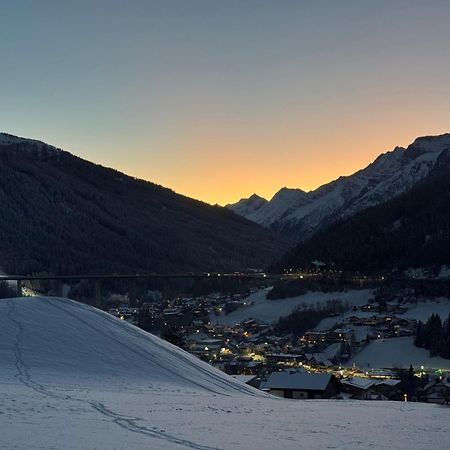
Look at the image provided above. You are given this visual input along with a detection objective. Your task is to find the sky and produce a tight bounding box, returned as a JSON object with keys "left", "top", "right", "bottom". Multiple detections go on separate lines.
{"left": 1, "top": 0, "right": 450, "bottom": 205}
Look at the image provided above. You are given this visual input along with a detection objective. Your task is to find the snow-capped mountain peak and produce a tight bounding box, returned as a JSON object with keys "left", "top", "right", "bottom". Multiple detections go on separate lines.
{"left": 227, "top": 133, "right": 450, "bottom": 239}
{"left": 226, "top": 193, "right": 268, "bottom": 217}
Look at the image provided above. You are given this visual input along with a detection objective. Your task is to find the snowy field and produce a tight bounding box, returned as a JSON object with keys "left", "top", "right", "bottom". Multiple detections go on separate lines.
{"left": 1, "top": 297, "right": 450, "bottom": 450}
{"left": 348, "top": 336, "right": 450, "bottom": 370}
{"left": 213, "top": 288, "right": 373, "bottom": 325}
{"left": 401, "top": 299, "right": 450, "bottom": 321}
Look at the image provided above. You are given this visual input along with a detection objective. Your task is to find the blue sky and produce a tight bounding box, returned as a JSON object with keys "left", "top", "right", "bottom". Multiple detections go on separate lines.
{"left": 2, "top": 0, "right": 450, "bottom": 203}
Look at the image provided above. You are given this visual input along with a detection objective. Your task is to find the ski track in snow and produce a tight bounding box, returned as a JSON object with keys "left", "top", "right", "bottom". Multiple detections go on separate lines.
{"left": 6, "top": 298, "right": 222, "bottom": 450}
{"left": 45, "top": 297, "right": 261, "bottom": 398}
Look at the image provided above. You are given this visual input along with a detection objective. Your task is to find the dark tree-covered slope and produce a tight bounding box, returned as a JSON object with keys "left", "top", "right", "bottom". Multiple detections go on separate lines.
{"left": 271, "top": 150, "right": 450, "bottom": 273}
{"left": 0, "top": 133, "right": 289, "bottom": 275}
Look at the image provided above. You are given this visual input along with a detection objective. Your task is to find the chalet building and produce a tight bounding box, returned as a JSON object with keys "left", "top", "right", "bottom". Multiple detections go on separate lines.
{"left": 422, "top": 377, "right": 450, "bottom": 404}
{"left": 348, "top": 316, "right": 364, "bottom": 325}
{"left": 341, "top": 377, "right": 377, "bottom": 400}
{"left": 341, "top": 377, "right": 401, "bottom": 400}
{"left": 264, "top": 371, "right": 341, "bottom": 399}
{"left": 372, "top": 379, "right": 402, "bottom": 400}
{"left": 329, "top": 328, "right": 354, "bottom": 342}
{"left": 302, "top": 331, "right": 328, "bottom": 344}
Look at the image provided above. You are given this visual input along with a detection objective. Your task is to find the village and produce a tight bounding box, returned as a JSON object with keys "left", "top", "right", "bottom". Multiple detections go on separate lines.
{"left": 106, "top": 287, "right": 450, "bottom": 405}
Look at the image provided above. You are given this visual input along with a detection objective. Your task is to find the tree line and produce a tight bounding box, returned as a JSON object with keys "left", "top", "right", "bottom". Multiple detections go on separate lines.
{"left": 414, "top": 313, "right": 450, "bottom": 359}
{"left": 273, "top": 299, "right": 347, "bottom": 336}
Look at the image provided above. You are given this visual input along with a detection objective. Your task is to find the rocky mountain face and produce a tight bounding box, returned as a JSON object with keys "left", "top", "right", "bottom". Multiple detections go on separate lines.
{"left": 228, "top": 193, "right": 268, "bottom": 218}
{"left": 228, "top": 133, "right": 450, "bottom": 240}
{"left": 0, "top": 133, "right": 289, "bottom": 275}
{"left": 270, "top": 154, "right": 450, "bottom": 273}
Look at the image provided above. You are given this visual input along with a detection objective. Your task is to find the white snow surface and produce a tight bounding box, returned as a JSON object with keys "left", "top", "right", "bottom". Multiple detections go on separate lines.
{"left": 225, "top": 193, "right": 268, "bottom": 218}
{"left": 348, "top": 336, "right": 450, "bottom": 370}
{"left": 214, "top": 289, "right": 373, "bottom": 325}
{"left": 228, "top": 133, "right": 450, "bottom": 237}
{"left": 1, "top": 296, "right": 450, "bottom": 450}
{"left": 400, "top": 299, "right": 450, "bottom": 322}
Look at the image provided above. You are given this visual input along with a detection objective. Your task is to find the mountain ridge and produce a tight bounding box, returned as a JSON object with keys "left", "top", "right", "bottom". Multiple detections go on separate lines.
{"left": 228, "top": 133, "right": 450, "bottom": 240}
{"left": 0, "top": 132, "right": 289, "bottom": 275}
{"left": 270, "top": 157, "right": 450, "bottom": 273}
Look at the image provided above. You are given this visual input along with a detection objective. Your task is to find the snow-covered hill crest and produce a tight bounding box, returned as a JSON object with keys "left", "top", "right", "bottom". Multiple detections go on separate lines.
{"left": 228, "top": 133, "right": 450, "bottom": 239}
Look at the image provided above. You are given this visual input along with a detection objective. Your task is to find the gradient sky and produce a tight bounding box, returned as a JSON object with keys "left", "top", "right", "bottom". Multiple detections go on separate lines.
{"left": 1, "top": 0, "right": 450, "bottom": 205}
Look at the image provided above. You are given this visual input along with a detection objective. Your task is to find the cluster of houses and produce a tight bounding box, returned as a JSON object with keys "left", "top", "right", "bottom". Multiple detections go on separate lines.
{"left": 104, "top": 290, "right": 450, "bottom": 405}
{"left": 105, "top": 293, "right": 417, "bottom": 378}
{"left": 298, "top": 303, "right": 418, "bottom": 368}
{"left": 108, "top": 305, "right": 139, "bottom": 323}
{"left": 335, "top": 301, "right": 416, "bottom": 339}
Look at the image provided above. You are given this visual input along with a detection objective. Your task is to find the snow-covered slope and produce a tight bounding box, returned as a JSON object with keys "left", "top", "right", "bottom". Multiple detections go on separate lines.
{"left": 228, "top": 133, "right": 450, "bottom": 239}
{"left": 348, "top": 336, "right": 450, "bottom": 370}
{"left": 0, "top": 132, "right": 60, "bottom": 154}
{"left": 0, "top": 296, "right": 255, "bottom": 394}
{"left": 1, "top": 296, "right": 449, "bottom": 450}
{"left": 213, "top": 288, "right": 373, "bottom": 326}
{"left": 226, "top": 193, "right": 268, "bottom": 218}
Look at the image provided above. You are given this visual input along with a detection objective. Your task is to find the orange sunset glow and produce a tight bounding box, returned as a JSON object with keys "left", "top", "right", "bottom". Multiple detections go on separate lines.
{"left": 2, "top": 1, "right": 450, "bottom": 205}
{"left": 126, "top": 111, "right": 450, "bottom": 205}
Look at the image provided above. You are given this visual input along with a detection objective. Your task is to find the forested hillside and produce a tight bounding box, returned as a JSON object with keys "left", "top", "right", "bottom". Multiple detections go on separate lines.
{"left": 0, "top": 134, "right": 289, "bottom": 275}
{"left": 271, "top": 152, "right": 450, "bottom": 273}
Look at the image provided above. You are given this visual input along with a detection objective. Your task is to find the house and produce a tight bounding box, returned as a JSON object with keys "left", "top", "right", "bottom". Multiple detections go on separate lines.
{"left": 348, "top": 316, "right": 364, "bottom": 325}
{"left": 329, "top": 328, "right": 354, "bottom": 342}
{"left": 341, "top": 377, "right": 376, "bottom": 400}
{"left": 302, "top": 331, "right": 328, "bottom": 344}
{"left": 264, "top": 370, "right": 341, "bottom": 399}
{"left": 372, "top": 379, "right": 401, "bottom": 400}
{"left": 341, "top": 377, "right": 401, "bottom": 400}
{"left": 422, "top": 377, "right": 450, "bottom": 404}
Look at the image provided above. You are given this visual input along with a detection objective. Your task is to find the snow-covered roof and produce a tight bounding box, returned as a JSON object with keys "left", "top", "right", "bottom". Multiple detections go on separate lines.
{"left": 375, "top": 379, "right": 401, "bottom": 387}
{"left": 424, "top": 378, "right": 450, "bottom": 391}
{"left": 265, "top": 371, "right": 334, "bottom": 391}
{"left": 231, "top": 375, "right": 258, "bottom": 384}
{"left": 342, "top": 377, "right": 376, "bottom": 390}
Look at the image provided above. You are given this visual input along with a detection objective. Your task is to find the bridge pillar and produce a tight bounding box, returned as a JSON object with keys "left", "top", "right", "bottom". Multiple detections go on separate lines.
{"left": 94, "top": 279, "right": 102, "bottom": 308}
{"left": 55, "top": 280, "right": 64, "bottom": 297}
{"left": 17, "top": 280, "right": 23, "bottom": 297}
{"left": 129, "top": 279, "right": 137, "bottom": 307}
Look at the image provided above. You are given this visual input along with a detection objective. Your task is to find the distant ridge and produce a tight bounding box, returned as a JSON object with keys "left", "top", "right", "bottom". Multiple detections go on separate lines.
{"left": 228, "top": 133, "right": 450, "bottom": 240}
{"left": 271, "top": 155, "right": 450, "bottom": 273}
